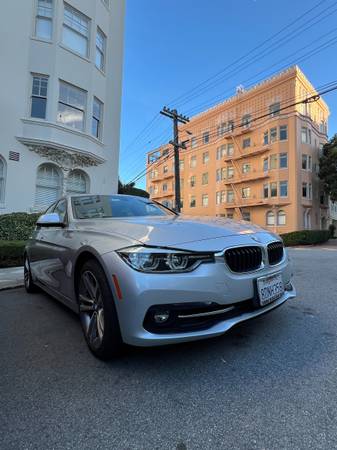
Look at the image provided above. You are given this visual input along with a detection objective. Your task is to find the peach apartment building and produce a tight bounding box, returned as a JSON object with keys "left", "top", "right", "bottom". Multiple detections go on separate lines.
{"left": 146, "top": 66, "right": 330, "bottom": 234}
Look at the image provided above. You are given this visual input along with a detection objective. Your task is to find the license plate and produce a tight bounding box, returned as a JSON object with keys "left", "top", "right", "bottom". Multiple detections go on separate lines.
{"left": 257, "top": 273, "right": 284, "bottom": 307}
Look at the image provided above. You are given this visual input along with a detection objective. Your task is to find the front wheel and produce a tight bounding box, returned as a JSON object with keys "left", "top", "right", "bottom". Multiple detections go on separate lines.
{"left": 78, "top": 260, "right": 123, "bottom": 360}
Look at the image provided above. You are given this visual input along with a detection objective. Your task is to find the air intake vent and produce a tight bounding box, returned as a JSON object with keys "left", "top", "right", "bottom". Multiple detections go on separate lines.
{"left": 225, "top": 246, "right": 262, "bottom": 273}
{"left": 267, "top": 241, "right": 284, "bottom": 265}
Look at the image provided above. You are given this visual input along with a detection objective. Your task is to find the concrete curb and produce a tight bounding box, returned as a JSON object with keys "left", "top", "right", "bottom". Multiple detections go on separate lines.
{"left": 0, "top": 267, "right": 24, "bottom": 291}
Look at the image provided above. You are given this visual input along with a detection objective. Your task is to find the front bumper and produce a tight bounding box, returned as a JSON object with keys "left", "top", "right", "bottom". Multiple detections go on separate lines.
{"left": 102, "top": 251, "right": 296, "bottom": 347}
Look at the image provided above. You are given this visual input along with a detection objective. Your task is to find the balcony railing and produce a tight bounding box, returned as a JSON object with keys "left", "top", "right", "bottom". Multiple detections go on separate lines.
{"left": 224, "top": 144, "right": 271, "bottom": 162}
{"left": 223, "top": 170, "right": 270, "bottom": 185}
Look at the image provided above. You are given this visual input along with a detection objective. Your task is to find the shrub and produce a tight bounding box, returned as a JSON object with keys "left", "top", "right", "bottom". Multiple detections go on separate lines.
{"left": 0, "top": 212, "right": 40, "bottom": 241}
{"left": 280, "top": 230, "right": 331, "bottom": 247}
{"left": 0, "top": 241, "right": 26, "bottom": 268}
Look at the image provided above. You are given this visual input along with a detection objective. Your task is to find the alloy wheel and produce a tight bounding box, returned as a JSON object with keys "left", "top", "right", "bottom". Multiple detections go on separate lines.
{"left": 79, "top": 270, "right": 105, "bottom": 350}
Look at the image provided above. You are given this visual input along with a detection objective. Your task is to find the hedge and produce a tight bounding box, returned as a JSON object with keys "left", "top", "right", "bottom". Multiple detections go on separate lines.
{"left": 280, "top": 230, "right": 331, "bottom": 246}
{"left": 0, "top": 241, "right": 26, "bottom": 268}
{"left": 0, "top": 212, "right": 40, "bottom": 241}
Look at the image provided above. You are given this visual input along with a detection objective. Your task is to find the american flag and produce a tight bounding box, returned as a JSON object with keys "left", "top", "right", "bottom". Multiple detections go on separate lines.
{"left": 9, "top": 151, "right": 20, "bottom": 161}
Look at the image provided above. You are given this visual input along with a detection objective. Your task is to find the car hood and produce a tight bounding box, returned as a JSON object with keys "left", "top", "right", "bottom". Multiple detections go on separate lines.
{"left": 77, "top": 215, "right": 277, "bottom": 252}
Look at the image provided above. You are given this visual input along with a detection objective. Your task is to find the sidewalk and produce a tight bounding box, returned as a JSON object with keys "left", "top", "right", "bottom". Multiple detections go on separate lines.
{"left": 0, "top": 266, "right": 24, "bottom": 290}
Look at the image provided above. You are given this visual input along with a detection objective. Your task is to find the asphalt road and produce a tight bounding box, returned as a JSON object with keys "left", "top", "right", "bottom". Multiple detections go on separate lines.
{"left": 1, "top": 248, "right": 337, "bottom": 450}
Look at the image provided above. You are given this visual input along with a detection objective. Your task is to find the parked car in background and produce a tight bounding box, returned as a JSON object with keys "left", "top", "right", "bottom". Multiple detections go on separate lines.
{"left": 24, "top": 194, "right": 296, "bottom": 360}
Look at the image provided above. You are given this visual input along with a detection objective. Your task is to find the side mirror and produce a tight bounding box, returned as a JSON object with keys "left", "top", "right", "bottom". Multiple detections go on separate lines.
{"left": 36, "top": 213, "right": 66, "bottom": 228}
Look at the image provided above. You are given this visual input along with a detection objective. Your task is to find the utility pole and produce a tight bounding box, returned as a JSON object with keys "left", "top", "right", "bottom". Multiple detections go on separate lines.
{"left": 160, "top": 107, "right": 189, "bottom": 212}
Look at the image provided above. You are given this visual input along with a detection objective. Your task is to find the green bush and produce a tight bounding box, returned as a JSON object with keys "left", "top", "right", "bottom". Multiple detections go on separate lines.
{"left": 0, "top": 212, "right": 40, "bottom": 241}
{"left": 0, "top": 241, "right": 26, "bottom": 268}
{"left": 280, "top": 230, "right": 331, "bottom": 247}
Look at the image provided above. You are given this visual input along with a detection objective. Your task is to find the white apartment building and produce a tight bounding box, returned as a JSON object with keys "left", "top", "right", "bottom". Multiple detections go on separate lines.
{"left": 0, "top": 0, "right": 125, "bottom": 213}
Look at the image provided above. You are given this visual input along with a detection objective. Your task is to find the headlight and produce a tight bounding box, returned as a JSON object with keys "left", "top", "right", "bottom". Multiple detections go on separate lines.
{"left": 117, "top": 246, "right": 215, "bottom": 273}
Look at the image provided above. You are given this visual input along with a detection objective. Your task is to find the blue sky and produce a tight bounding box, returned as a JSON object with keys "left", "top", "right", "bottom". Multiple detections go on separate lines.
{"left": 119, "top": 0, "right": 337, "bottom": 188}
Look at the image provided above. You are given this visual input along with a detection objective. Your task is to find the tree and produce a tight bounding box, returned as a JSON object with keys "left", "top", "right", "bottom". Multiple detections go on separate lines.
{"left": 118, "top": 180, "right": 149, "bottom": 198}
{"left": 319, "top": 134, "right": 337, "bottom": 202}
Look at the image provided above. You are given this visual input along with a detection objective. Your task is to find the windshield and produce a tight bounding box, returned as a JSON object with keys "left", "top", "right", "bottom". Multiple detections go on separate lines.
{"left": 71, "top": 195, "right": 175, "bottom": 219}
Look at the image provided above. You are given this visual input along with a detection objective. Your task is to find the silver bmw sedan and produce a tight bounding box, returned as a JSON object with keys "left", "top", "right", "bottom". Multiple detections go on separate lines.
{"left": 24, "top": 194, "right": 296, "bottom": 360}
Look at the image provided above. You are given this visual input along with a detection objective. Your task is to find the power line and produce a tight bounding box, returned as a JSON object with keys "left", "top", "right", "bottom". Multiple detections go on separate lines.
{"left": 167, "top": 0, "right": 332, "bottom": 108}
{"left": 185, "top": 29, "right": 337, "bottom": 116}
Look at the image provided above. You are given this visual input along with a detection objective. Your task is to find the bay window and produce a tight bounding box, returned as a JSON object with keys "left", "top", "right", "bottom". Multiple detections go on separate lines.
{"left": 57, "top": 81, "right": 87, "bottom": 131}
{"left": 63, "top": 4, "right": 90, "bottom": 58}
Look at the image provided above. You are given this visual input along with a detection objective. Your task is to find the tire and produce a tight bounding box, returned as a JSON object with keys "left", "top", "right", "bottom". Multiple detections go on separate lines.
{"left": 24, "top": 255, "right": 39, "bottom": 293}
{"left": 77, "top": 259, "right": 123, "bottom": 360}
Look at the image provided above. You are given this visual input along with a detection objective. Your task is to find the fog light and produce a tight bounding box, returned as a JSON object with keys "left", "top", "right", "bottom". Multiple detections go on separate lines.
{"left": 285, "top": 281, "right": 293, "bottom": 291}
{"left": 153, "top": 311, "right": 170, "bottom": 324}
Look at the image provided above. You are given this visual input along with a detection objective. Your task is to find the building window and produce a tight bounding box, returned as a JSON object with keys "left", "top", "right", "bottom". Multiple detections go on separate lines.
{"left": 242, "top": 163, "right": 251, "bottom": 174}
{"left": 228, "top": 120, "right": 234, "bottom": 132}
{"left": 216, "top": 145, "right": 225, "bottom": 160}
{"left": 227, "top": 166, "right": 234, "bottom": 179}
{"left": 190, "top": 176, "right": 196, "bottom": 187}
{"left": 270, "top": 182, "right": 277, "bottom": 197}
{"left": 163, "top": 184, "right": 168, "bottom": 192}
{"left": 263, "top": 183, "right": 269, "bottom": 198}
{"left": 270, "top": 127, "right": 277, "bottom": 143}
{"left": 190, "top": 155, "right": 197, "bottom": 168}
{"left": 35, "top": 163, "right": 62, "bottom": 209}
{"left": 242, "top": 211, "right": 251, "bottom": 221}
{"left": 279, "top": 153, "right": 288, "bottom": 169}
{"left": 227, "top": 190, "right": 234, "bottom": 203}
{"left": 216, "top": 192, "right": 221, "bottom": 205}
{"left": 263, "top": 131, "right": 269, "bottom": 145}
{"left": 179, "top": 159, "right": 184, "bottom": 170}
{"left": 202, "top": 131, "right": 210, "bottom": 144}
{"left": 269, "top": 102, "right": 280, "bottom": 117}
{"left": 191, "top": 137, "right": 197, "bottom": 149}
{"left": 202, "top": 172, "right": 208, "bottom": 185}
{"left": 227, "top": 143, "right": 234, "bottom": 156}
{"left": 242, "top": 187, "right": 250, "bottom": 198}
{"left": 266, "top": 211, "right": 275, "bottom": 226}
{"left": 302, "top": 155, "right": 307, "bottom": 170}
{"left": 280, "top": 181, "right": 288, "bottom": 197}
{"left": 162, "top": 149, "right": 169, "bottom": 157}
{"left": 301, "top": 127, "right": 311, "bottom": 144}
{"left": 277, "top": 210, "right": 286, "bottom": 225}
{"left": 309, "top": 183, "right": 312, "bottom": 199}
{"left": 263, "top": 158, "right": 269, "bottom": 172}
{"left": 190, "top": 196, "right": 196, "bottom": 208}
{"left": 217, "top": 123, "right": 226, "bottom": 137}
{"left": 66, "top": 169, "right": 89, "bottom": 194}
{"left": 35, "top": 0, "right": 53, "bottom": 40}
{"left": 242, "top": 114, "right": 251, "bottom": 129}
{"left": 96, "top": 27, "right": 106, "bottom": 71}
{"left": 243, "top": 138, "right": 251, "bottom": 149}
{"left": 31, "top": 75, "right": 48, "bottom": 119}
{"left": 221, "top": 191, "right": 226, "bottom": 203}
{"left": 279, "top": 125, "right": 288, "bottom": 141}
{"left": 202, "top": 194, "right": 209, "bottom": 207}
{"left": 163, "top": 165, "right": 168, "bottom": 174}
{"left": 57, "top": 81, "right": 87, "bottom": 131}
{"left": 0, "top": 156, "right": 6, "bottom": 203}
{"left": 92, "top": 97, "right": 103, "bottom": 139}
{"left": 302, "top": 154, "right": 312, "bottom": 171}
{"left": 63, "top": 4, "right": 90, "bottom": 58}
{"left": 270, "top": 154, "right": 277, "bottom": 170}
{"left": 202, "top": 152, "right": 209, "bottom": 164}
{"left": 302, "top": 182, "right": 309, "bottom": 198}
